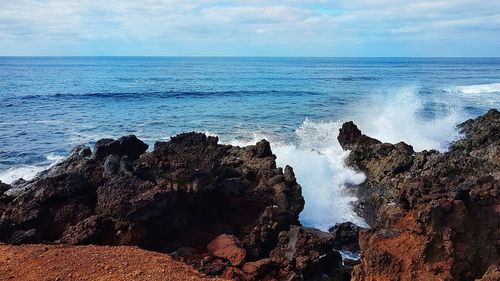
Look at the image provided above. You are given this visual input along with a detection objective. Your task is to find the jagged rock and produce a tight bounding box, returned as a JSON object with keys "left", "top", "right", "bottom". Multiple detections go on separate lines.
{"left": 70, "top": 145, "right": 92, "bottom": 157}
{"left": 270, "top": 226, "right": 344, "bottom": 280}
{"left": 0, "top": 181, "right": 11, "bottom": 194}
{"left": 207, "top": 234, "right": 246, "bottom": 266}
{"left": 329, "top": 222, "right": 362, "bottom": 252}
{"left": 0, "top": 132, "right": 344, "bottom": 280}
{"left": 340, "top": 109, "right": 500, "bottom": 281}
{"left": 338, "top": 121, "right": 381, "bottom": 150}
{"left": 92, "top": 135, "right": 148, "bottom": 160}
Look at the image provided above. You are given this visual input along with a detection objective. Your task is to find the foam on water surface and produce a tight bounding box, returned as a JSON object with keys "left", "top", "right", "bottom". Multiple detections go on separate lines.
{"left": 455, "top": 83, "right": 500, "bottom": 94}
{"left": 0, "top": 154, "right": 64, "bottom": 184}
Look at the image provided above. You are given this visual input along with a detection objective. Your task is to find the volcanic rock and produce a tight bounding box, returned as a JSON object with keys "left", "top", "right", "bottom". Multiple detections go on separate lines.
{"left": 340, "top": 109, "right": 500, "bottom": 281}
{"left": 270, "top": 226, "right": 345, "bottom": 280}
{"left": 207, "top": 234, "right": 246, "bottom": 266}
{"left": 0, "top": 132, "right": 346, "bottom": 280}
{"left": 329, "top": 222, "right": 363, "bottom": 252}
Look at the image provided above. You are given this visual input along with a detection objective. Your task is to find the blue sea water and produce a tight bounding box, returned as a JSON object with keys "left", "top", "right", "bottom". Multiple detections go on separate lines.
{"left": 1, "top": 57, "right": 500, "bottom": 229}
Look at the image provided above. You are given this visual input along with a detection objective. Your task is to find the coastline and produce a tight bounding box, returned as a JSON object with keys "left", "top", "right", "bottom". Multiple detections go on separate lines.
{"left": 0, "top": 109, "right": 498, "bottom": 280}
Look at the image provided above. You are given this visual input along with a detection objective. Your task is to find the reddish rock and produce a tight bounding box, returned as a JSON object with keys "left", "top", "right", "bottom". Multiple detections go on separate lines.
{"left": 242, "top": 258, "right": 274, "bottom": 276}
{"left": 221, "top": 267, "right": 248, "bottom": 280}
{"left": 207, "top": 234, "right": 246, "bottom": 266}
{"left": 341, "top": 109, "right": 500, "bottom": 281}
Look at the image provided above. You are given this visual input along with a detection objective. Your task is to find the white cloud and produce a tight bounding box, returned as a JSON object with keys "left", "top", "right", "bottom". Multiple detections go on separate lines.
{"left": 0, "top": 0, "right": 498, "bottom": 55}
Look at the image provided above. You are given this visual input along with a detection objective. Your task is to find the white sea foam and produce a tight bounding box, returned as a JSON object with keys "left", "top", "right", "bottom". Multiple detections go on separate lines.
{"left": 354, "top": 87, "right": 464, "bottom": 152}
{"left": 455, "top": 83, "right": 500, "bottom": 94}
{"left": 0, "top": 154, "right": 64, "bottom": 184}
{"left": 451, "top": 82, "right": 500, "bottom": 107}
{"left": 227, "top": 119, "right": 368, "bottom": 231}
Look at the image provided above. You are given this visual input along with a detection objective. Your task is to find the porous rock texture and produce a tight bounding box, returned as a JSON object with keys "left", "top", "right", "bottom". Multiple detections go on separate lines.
{"left": 338, "top": 109, "right": 500, "bottom": 281}
{"left": 0, "top": 132, "right": 347, "bottom": 280}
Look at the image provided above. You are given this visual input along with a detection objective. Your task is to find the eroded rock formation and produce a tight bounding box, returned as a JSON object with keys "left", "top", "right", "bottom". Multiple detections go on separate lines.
{"left": 339, "top": 109, "right": 500, "bottom": 281}
{"left": 0, "top": 132, "right": 346, "bottom": 280}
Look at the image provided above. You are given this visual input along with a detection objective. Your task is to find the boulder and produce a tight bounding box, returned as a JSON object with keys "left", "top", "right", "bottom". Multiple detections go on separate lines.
{"left": 329, "top": 222, "right": 363, "bottom": 252}
{"left": 92, "top": 135, "right": 148, "bottom": 160}
{"left": 207, "top": 234, "right": 246, "bottom": 266}
{"left": 270, "top": 226, "right": 344, "bottom": 280}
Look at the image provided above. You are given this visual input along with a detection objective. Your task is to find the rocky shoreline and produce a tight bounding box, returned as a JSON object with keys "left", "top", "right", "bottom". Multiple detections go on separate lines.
{"left": 0, "top": 109, "right": 498, "bottom": 280}
{"left": 339, "top": 109, "right": 499, "bottom": 281}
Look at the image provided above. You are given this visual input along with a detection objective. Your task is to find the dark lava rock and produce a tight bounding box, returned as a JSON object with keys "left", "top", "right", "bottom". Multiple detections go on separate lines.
{"left": 92, "top": 135, "right": 148, "bottom": 160}
{"left": 329, "top": 222, "right": 362, "bottom": 252}
{"left": 0, "top": 181, "right": 10, "bottom": 194}
{"left": 339, "top": 109, "right": 500, "bottom": 281}
{"left": 337, "top": 121, "right": 381, "bottom": 150}
{"left": 269, "top": 226, "right": 346, "bottom": 280}
{"left": 0, "top": 132, "right": 346, "bottom": 280}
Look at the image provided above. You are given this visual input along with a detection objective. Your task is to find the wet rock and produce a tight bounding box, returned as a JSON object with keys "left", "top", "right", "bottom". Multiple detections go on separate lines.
{"left": 207, "top": 234, "right": 246, "bottom": 266}
{"left": 337, "top": 121, "right": 381, "bottom": 150}
{"left": 340, "top": 109, "right": 500, "bottom": 281}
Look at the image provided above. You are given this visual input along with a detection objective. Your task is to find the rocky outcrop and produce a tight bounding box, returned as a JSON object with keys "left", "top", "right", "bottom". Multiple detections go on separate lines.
{"left": 339, "top": 109, "right": 500, "bottom": 281}
{"left": 329, "top": 222, "right": 362, "bottom": 253}
{"left": 0, "top": 132, "right": 346, "bottom": 280}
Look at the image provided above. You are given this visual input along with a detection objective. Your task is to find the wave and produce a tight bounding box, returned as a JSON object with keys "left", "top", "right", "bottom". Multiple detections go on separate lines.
{"left": 227, "top": 120, "right": 368, "bottom": 231}
{"left": 450, "top": 83, "right": 500, "bottom": 109}
{"left": 0, "top": 154, "right": 64, "bottom": 184}
{"left": 353, "top": 86, "right": 464, "bottom": 152}
{"left": 455, "top": 82, "right": 500, "bottom": 94}
{"left": 9, "top": 90, "right": 321, "bottom": 101}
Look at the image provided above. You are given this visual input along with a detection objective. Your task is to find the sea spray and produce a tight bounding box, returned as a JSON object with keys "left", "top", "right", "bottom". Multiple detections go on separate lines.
{"left": 228, "top": 119, "right": 368, "bottom": 231}
{"left": 354, "top": 86, "right": 464, "bottom": 152}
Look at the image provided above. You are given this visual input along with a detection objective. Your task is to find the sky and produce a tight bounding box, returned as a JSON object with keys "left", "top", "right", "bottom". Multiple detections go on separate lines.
{"left": 0, "top": 0, "right": 499, "bottom": 56}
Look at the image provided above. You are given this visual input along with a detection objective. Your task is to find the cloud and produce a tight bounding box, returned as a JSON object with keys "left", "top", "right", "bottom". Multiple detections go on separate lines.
{"left": 0, "top": 0, "right": 498, "bottom": 55}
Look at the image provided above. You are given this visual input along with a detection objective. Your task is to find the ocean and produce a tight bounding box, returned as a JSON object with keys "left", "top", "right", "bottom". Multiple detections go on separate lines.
{"left": 1, "top": 57, "right": 499, "bottom": 230}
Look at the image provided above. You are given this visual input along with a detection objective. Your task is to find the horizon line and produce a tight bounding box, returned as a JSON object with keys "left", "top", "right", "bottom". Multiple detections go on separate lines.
{"left": 1, "top": 55, "right": 499, "bottom": 58}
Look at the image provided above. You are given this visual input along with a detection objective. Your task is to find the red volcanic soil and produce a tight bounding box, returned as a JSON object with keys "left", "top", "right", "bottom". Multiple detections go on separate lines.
{"left": 0, "top": 244, "right": 229, "bottom": 281}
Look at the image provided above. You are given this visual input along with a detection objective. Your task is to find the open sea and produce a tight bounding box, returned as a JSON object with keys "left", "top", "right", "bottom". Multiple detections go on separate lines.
{"left": 1, "top": 57, "right": 500, "bottom": 229}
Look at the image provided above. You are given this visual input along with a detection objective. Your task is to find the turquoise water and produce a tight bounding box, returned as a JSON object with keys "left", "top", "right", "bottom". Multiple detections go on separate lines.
{"left": 1, "top": 57, "right": 500, "bottom": 229}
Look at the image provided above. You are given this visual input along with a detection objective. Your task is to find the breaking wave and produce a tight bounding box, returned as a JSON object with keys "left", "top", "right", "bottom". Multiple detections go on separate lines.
{"left": 0, "top": 154, "right": 64, "bottom": 184}
{"left": 455, "top": 83, "right": 500, "bottom": 94}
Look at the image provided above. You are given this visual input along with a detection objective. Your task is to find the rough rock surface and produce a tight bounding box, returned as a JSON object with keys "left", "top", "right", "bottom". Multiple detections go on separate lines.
{"left": 329, "top": 222, "right": 362, "bottom": 253}
{"left": 0, "top": 132, "right": 346, "bottom": 280}
{"left": 207, "top": 234, "right": 246, "bottom": 266}
{"left": 339, "top": 109, "right": 500, "bottom": 281}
